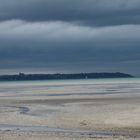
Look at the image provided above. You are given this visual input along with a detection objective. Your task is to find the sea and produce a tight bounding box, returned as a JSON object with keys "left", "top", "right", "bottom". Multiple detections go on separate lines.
{"left": 0, "top": 77, "right": 140, "bottom": 97}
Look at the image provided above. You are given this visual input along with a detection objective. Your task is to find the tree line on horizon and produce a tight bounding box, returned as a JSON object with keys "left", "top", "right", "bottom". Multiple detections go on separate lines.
{"left": 0, "top": 72, "right": 133, "bottom": 81}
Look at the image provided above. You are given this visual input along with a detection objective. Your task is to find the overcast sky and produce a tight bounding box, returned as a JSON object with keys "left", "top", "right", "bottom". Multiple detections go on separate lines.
{"left": 0, "top": 0, "right": 140, "bottom": 75}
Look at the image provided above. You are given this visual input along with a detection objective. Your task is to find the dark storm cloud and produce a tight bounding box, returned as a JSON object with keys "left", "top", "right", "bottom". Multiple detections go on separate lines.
{"left": 0, "top": 0, "right": 140, "bottom": 26}
{"left": 0, "top": 1, "right": 140, "bottom": 75}
{"left": 0, "top": 20, "right": 140, "bottom": 74}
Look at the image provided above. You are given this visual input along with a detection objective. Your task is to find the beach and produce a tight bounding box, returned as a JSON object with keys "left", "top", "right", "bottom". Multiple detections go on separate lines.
{"left": 0, "top": 78, "right": 140, "bottom": 139}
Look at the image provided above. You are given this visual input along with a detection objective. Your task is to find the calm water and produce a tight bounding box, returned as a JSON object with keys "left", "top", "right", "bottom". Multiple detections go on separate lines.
{"left": 0, "top": 78, "right": 140, "bottom": 97}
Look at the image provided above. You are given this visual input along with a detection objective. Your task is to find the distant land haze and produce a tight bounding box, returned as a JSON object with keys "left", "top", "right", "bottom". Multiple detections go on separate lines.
{"left": 0, "top": 72, "right": 133, "bottom": 81}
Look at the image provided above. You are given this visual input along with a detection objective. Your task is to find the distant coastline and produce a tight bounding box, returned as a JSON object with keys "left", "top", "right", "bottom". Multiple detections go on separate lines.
{"left": 0, "top": 72, "right": 133, "bottom": 81}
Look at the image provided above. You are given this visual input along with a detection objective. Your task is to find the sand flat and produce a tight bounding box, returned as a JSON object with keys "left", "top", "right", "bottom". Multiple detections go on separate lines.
{"left": 0, "top": 79, "right": 140, "bottom": 139}
{"left": 0, "top": 96, "right": 140, "bottom": 139}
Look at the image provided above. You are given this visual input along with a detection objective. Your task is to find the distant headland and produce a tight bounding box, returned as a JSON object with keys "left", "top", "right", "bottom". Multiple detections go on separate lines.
{"left": 0, "top": 72, "right": 133, "bottom": 81}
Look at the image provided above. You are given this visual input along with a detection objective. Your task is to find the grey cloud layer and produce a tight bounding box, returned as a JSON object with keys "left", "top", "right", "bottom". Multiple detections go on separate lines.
{"left": 0, "top": 0, "right": 140, "bottom": 26}
{"left": 0, "top": 20, "right": 140, "bottom": 74}
{"left": 0, "top": 0, "right": 140, "bottom": 75}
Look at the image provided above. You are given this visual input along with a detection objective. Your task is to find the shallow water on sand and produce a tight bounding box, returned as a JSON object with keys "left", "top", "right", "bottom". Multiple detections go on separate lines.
{"left": 0, "top": 78, "right": 140, "bottom": 97}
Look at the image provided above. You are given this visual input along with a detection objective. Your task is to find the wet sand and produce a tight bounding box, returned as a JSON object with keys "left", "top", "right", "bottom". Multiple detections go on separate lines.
{"left": 0, "top": 95, "right": 140, "bottom": 139}
{"left": 0, "top": 79, "right": 140, "bottom": 139}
